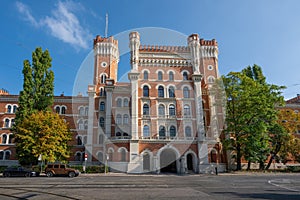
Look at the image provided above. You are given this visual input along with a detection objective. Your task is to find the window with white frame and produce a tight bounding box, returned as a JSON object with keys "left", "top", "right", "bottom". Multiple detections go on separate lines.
{"left": 169, "top": 104, "right": 176, "bottom": 116}
{"left": 100, "top": 102, "right": 105, "bottom": 111}
{"left": 79, "top": 107, "right": 85, "bottom": 116}
{"left": 170, "top": 125, "right": 176, "bottom": 137}
{"left": 183, "top": 87, "right": 190, "bottom": 98}
{"left": 159, "top": 126, "right": 166, "bottom": 138}
{"left": 158, "top": 71, "right": 163, "bottom": 80}
{"left": 158, "top": 104, "right": 165, "bottom": 116}
{"left": 169, "top": 71, "right": 174, "bottom": 81}
{"left": 123, "top": 114, "right": 129, "bottom": 124}
{"left": 117, "top": 98, "right": 122, "bottom": 107}
{"left": 184, "top": 105, "right": 191, "bottom": 116}
{"left": 143, "top": 104, "right": 150, "bottom": 115}
{"left": 7, "top": 105, "right": 12, "bottom": 113}
{"left": 158, "top": 86, "right": 164, "bottom": 97}
{"left": 183, "top": 71, "right": 188, "bottom": 80}
{"left": 78, "top": 120, "right": 84, "bottom": 130}
{"left": 143, "top": 85, "right": 149, "bottom": 97}
{"left": 123, "top": 98, "right": 129, "bottom": 107}
{"left": 144, "top": 71, "right": 149, "bottom": 80}
{"left": 185, "top": 126, "right": 192, "bottom": 137}
{"left": 143, "top": 125, "right": 150, "bottom": 137}
{"left": 116, "top": 114, "right": 122, "bottom": 124}
{"left": 13, "top": 105, "right": 17, "bottom": 113}
{"left": 99, "top": 117, "right": 105, "bottom": 128}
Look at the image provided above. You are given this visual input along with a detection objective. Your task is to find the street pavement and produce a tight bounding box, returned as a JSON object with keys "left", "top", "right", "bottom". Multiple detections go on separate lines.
{"left": 0, "top": 172, "right": 299, "bottom": 199}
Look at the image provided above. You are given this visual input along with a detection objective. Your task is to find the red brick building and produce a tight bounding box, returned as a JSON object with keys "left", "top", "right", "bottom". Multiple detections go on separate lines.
{"left": 0, "top": 32, "right": 226, "bottom": 173}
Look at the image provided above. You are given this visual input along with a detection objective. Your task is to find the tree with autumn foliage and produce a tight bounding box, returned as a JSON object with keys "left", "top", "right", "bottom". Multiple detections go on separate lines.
{"left": 14, "top": 111, "right": 72, "bottom": 165}
{"left": 265, "top": 109, "right": 300, "bottom": 169}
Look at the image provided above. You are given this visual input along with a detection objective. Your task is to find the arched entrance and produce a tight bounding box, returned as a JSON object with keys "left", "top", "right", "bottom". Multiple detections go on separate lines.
{"left": 187, "top": 153, "right": 194, "bottom": 171}
{"left": 160, "top": 148, "right": 177, "bottom": 173}
{"left": 143, "top": 153, "right": 150, "bottom": 171}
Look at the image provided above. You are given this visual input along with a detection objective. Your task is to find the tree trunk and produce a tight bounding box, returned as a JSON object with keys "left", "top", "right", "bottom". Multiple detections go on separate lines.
{"left": 259, "top": 160, "right": 265, "bottom": 170}
{"left": 236, "top": 143, "right": 242, "bottom": 171}
{"left": 247, "top": 161, "right": 251, "bottom": 171}
{"left": 265, "top": 154, "right": 274, "bottom": 170}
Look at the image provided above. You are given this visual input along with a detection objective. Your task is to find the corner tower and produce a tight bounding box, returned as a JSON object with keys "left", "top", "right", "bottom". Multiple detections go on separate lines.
{"left": 93, "top": 35, "right": 119, "bottom": 95}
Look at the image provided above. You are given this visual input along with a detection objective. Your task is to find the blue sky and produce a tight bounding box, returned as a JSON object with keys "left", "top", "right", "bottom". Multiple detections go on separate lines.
{"left": 1, "top": 0, "right": 300, "bottom": 99}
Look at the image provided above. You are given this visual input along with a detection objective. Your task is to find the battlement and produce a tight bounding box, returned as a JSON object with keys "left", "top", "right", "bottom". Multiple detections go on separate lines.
{"left": 93, "top": 35, "right": 118, "bottom": 47}
{"left": 139, "top": 45, "right": 189, "bottom": 52}
{"left": 200, "top": 39, "right": 218, "bottom": 46}
{"left": 0, "top": 88, "right": 9, "bottom": 95}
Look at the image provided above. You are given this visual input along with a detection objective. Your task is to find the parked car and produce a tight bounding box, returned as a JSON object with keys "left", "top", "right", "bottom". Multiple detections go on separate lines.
{"left": 45, "top": 163, "right": 80, "bottom": 178}
{"left": 3, "top": 166, "right": 40, "bottom": 177}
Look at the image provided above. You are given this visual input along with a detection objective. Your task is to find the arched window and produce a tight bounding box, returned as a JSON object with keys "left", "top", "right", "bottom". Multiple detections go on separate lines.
{"left": 11, "top": 119, "right": 15, "bottom": 127}
{"left": 79, "top": 107, "right": 85, "bottom": 115}
{"left": 78, "top": 120, "right": 84, "bottom": 130}
{"left": 168, "top": 86, "right": 175, "bottom": 98}
{"left": 83, "top": 136, "right": 87, "bottom": 144}
{"left": 120, "top": 148, "right": 126, "bottom": 162}
{"left": 183, "top": 71, "right": 188, "bottom": 80}
{"left": 7, "top": 105, "right": 12, "bottom": 113}
{"left": 169, "top": 104, "right": 176, "bottom": 116}
{"left": 159, "top": 126, "right": 166, "bottom": 138}
{"left": 123, "top": 114, "right": 129, "bottom": 124}
{"left": 101, "top": 74, "right": 106, "bottom": 84}
{"left": 13, "top": 105, "right": 17, "bottom": 113}
{"left": 143, "top": 125, "right": 150, "bottom": 137}
{"left": 116, "top": 114, "right": 122, "bottom": 124}
{"left": 55, "top": 106, "right": 60, "bottom": 114}
{"left": 183, "top": 87, "right": 190, "bottom": 98}
{"left": 117, "top": 98, "right": 122, "bottom": 107}
{"left": 184, "top": 105, "right": 191, "bottom": 116}
{"left": 0, "top": 151, "right": 3, "bottom": 160}
{"left": 77, "top": 136, "right": 83, "bottom": 145}
{"left": 99, "top": 117, "right": 105, "bottom": 128}
{"left": 123, "top": 98, "right": 129, "bottom": 107}
{"left": 144, "top": 71, "right": 148, "bottom": 80}
{"left": 4, "top": 151, "right": 10, "bottom": 160}
{"left": 100, "top": 88, "right": 104, "bottom": 96}
{"left": 2, "top": 134, "right": 7, "bottom": 144}
{"left": 8, "top": 134, "right": 13, "bottom": 144}
{"left": 170, "top": 125, "right": 176, "bottom": 137}
{"left": 208, "top": 76, "right": 215, "bottom": 84}
{"left": 158, "top": 86, "right": 164, "bottom": 97}
{"left": 158, "top": 71, "right": 163, "bottom": 80}
{"left": 143, "top": 104, "right": 150, "bottom": 115}
{"left": 158, "top": 104, "right": 165, "bottom": 116}
{"left": 143, "top": 85, "right": 149, "bottom": 97}
{"left": 100, "top": 102, "right": 105, "bottom": 111}
{"left": 61, "top": 106, "right": 66, "bottom": 114}
{"left": 169, "top": 71, "right": 174, "bottom": 81}
{"left": 4, "top": 119, "right": 10, "bottom": 128}
{"left": 185, "top": 126, "right": 192, "bottom": 137}
{"left": 84, "top": 121, "right": 88, "bottom": 130}
{"left": 85, "top": 107, "right": 88, "bottom": 116}
{"left": 116, "top": 132, "right": 122, "bottom": 137}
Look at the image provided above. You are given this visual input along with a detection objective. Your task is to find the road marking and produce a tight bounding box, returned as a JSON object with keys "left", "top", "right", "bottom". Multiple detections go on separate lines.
{"left": 268, "top": 179, "right": 300, "bottom": 193}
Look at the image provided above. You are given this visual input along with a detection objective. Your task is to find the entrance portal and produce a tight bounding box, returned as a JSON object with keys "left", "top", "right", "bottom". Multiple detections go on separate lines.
{"left": 160, "top": 148, "right": 177, "bottom": 173}
{"left": 187, "top": 153, "right": 194, "bottom": 171}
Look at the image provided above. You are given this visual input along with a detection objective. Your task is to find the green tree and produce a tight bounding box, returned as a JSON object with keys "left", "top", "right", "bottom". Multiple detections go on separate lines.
{"left": 14, "top": 47, "right": 55, "bottom": 165}
{"left": 14, "top": 47, "right": 54, "bottom": 124}
{"left": 223, "top": 65, "right": 285, "bottom": 170}
{"left": 14, "top": 111, "right": 72, "bottom": 164}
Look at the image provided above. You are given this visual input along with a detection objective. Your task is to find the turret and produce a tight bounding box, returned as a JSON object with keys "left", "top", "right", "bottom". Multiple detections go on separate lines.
{"left": 129, "top": 32, "right": 140, "bottom": 71}
{"left": 188, "top": 34, "right": 200, "bottom": 74}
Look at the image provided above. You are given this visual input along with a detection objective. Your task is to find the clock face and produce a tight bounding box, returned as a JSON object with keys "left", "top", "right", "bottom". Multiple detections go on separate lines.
{"left": 101, "top": 62, "right": 107, "bottom": 67}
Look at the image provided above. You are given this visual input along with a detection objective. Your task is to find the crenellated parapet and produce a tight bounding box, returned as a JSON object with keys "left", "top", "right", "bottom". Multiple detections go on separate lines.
{"left": 93, "top": 35, "right": 119, "bottom": 60}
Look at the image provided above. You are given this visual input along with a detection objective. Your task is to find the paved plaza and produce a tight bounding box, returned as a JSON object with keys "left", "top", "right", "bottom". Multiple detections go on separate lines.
{"left": 0, "top": 173, "right": 299, "bottom": 200}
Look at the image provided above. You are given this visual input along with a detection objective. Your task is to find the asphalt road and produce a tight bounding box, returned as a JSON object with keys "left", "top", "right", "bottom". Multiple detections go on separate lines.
{"left": 0, "top": 173, "right": 299, "bottom": 200}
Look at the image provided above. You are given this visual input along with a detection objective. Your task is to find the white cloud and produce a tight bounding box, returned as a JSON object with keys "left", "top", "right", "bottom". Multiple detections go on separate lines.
{"left": 15, "top": 1, "right": 92, "bottom": 50}
{"left": 15, "top": 1, "right": 39, "bottom": 27}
